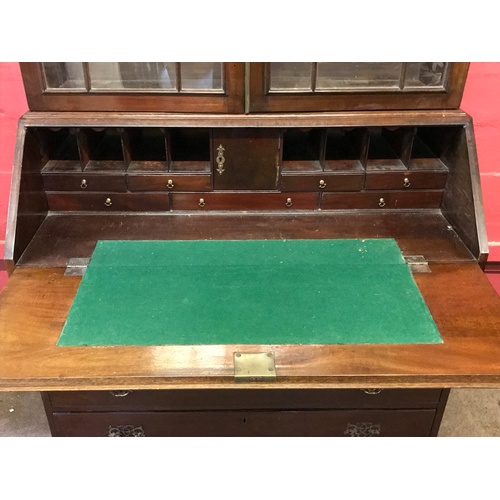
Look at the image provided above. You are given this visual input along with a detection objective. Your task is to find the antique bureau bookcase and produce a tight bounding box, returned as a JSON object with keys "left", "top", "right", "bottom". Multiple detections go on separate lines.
{"left": 1, "top": 62, "right": 500, "bottom": 437}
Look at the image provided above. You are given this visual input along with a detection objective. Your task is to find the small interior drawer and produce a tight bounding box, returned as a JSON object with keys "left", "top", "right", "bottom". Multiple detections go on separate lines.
{"left": 127, "top": 173, "right": 211, "bottom": 192}
{"left": 321, "top": 191, "right": 443, "bottom": 210}
{"left": 364, "top": 171, "right": 448, "bottom": 190}
{"left": 42, "top": 173, "right": 127, "bottom": 192}
{"left": 46, "top": 192, "right": 170, "bottom": 211}
{"left": 281, "top": 173, "right": 364, "bottom": 192}
{"left": 171, "top": 192, "right": 319, "bottom": 211}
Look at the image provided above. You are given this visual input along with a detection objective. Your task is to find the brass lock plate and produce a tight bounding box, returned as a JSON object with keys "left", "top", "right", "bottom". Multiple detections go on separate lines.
{"left": 234, "top": 352, "right": 276, "bottom": 382}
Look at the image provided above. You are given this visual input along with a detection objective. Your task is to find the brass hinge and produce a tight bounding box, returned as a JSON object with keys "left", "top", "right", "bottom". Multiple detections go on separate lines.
{"left": 64, "top": 257, "right": 90, "bottom": 276}
{"left": 404, "top": 255, "right": 431, "bottom": 273}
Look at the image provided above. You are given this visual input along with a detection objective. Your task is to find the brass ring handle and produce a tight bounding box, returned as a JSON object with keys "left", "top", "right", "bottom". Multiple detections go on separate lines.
{"left": 104, "top": 197, "right": 112, "bottom": 207}
{"left": 109, "top": 390, "right": 130, "bottom": 397}
{"left": 378, "top": 198, "right": 386, "bottom": 208}
{"left": 167, "top": 179, "right": 174, "bottom": 189}
{"left": 362, "top": 389, "right": 383, "bottom": 395}
{"left": 403, "top": 177, "right": 411, "bottom": 188}
{"left": 319, "top": 179, "right": 327, "bottom": 189}
{"left": 285, "top": 197, "right": 293, "bottom": 208}
{"left": 199, "top": 198, "right": 206, "bottom": 207}
{"left": 80, "top": 179, "right": 87, "bottom": 189}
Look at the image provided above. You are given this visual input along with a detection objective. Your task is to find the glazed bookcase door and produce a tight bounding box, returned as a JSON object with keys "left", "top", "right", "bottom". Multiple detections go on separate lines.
{"left": 20, "top": 62, "right": 245, "bottom": 113}
{"left": 248, "top": 62, "right": 469, "bottom": 112}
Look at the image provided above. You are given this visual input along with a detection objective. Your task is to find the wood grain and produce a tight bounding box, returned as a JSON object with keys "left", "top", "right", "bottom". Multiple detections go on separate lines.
{"left": 1, "top": 263, "right": 500, "bottom": 391}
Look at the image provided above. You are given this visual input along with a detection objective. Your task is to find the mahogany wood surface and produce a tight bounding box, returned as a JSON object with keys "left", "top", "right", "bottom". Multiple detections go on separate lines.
{"left": 1, "top": 261, "right": 500, "bottom": 391}
{"left": 16, "top": 212, "right": 475, "bottom": 268}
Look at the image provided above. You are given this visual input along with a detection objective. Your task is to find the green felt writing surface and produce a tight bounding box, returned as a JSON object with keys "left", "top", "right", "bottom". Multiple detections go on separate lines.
{"left": 57, "top": 239, "right": 443, "bottom": 346}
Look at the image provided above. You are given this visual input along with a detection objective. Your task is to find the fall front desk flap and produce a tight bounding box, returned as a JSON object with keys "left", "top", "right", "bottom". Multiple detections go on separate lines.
{"left": 57, "top": 239, "right": 442, "bottom": 346}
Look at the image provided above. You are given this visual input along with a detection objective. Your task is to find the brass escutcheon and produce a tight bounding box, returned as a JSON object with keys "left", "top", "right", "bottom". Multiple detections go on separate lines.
{"left": 319, "top": 179, "right": 327, "bottom": 189}
{"left": 216, "top": 144, "right": 225, "bottom": 175}
{"left": 285, "top": 197, "right": 293, "bottom": 208}
{"left": 167, "top": 179, "right": 174, "bottom": 189}
{"left": 378, "top": 198, "right": 386, "bottom": 208}
{"left": 80, "top": 178, "right": 87, "bottom": 189}
{"left": 403, "top": 177, "right": 411, "bottom": 188}
{"left": 104, "top": 197, "right": 112, "bottom": 207}
{"left": 199, "top": 198, "right": 206, "bottom": 207}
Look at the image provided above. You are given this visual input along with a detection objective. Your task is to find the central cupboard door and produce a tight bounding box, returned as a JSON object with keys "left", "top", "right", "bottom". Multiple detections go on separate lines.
{"left": 212, "top": 129, "right": 281, "bottom": 190}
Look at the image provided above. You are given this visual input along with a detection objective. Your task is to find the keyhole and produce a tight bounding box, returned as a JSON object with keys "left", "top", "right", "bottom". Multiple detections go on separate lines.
{"left": 242, "top": 417, "right": 247, "bottom": 424}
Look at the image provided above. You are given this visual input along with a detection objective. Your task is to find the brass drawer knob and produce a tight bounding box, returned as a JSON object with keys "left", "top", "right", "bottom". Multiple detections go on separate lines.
{"left": 319, "top": 179, "right": 327, "bottom": 189}
{"left": 199, "top": 198, "right": 206, "bottom": 207}
{"left": 167, "top": 179, "right": 174, "bottom": 189}
{"left": 378, "top": 198, "right": 386, "bottom": 208}
{"left": 285, "top": 197, "right": 293, "bottom": 208}
{"left": 80, "top": 178, "right": 87, "bottom": 189}
{"left": 403, "top": 177, "right": 411, "bottom": 188}
{"left": 104, "top": 197, "right": 112, "bottom": 207}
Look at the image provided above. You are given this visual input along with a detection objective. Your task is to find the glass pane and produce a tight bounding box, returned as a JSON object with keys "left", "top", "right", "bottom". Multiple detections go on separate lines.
{"left": 43, "top": 63, "right": 86, "bottom": 90}
{"left": 404, "top": 62, "right": 447, "bottom": 88}
{"left": 316, "top": 63, "right": 402, "bottom": 89}
{"left": 180, "top": 63, "right": 223, "bottom": 91}
{"left": 89, "top": 63, "right": 177, "bottom": 90}
{"left": 269, "top": 63, "right": 313, "bottom": 91}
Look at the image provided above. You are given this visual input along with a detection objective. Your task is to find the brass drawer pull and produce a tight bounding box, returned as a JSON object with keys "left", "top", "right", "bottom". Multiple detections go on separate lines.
{"left": 319, "top": 179, "right": 327, "bottom": 189}
{"left": 109, "top": 390, "right": 130, "bottom": 397}
{"left": 285, "top": 197, "right": 293, "bottom": 208}
{"left": 403, "top": 177, "right": 411, "bottom": 188}
{"left": 104, "top": 197, "right": 112, "bottom": 207}
{"left": 199, "top": 198, "right": 206, "bottom": 207}
{"left": 167, "top": 179, "right": 174, "bottom": 189}
{"left": 378, "top": 198, "right": 386, "bottom": 208}
{"left": 362, "top": 389, "right": 383, "bottom": 395}
{"left": 80, "top": 179, "right": 87, "bottom": 189}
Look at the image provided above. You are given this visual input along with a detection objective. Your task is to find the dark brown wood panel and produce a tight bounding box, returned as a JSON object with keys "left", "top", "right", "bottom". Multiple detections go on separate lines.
{"left": 127, "top": 174, "right": 211, "bottom": 192}
{"left": 46, "top": 193, "right": 170, "bottom": 211}
{"left": 321, "top": 191, "right": 443, "bottom": 210}
{"left": 171, "top": 193, "right": 319, "bottom": 211}
{"left": 47, "top": 388, "right": 442, "bottom": 411}
{"left": 212, "top": 129, "right": 280, "bottom": 190}
{"left": 364, "top": 171, "right": 448, "bottom": 190}
{"left": 51, "top": 409, "right": 436, "bottom": 437}
{"left": 281, "top": 173, "right": 365, "bottom": 192}
{"left": 16, "top": 212, "right": 476, "bottom": 268}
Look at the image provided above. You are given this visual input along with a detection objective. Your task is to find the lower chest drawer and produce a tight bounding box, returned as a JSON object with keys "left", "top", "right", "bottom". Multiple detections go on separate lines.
{"left": 47, "top": 388, "right": 443, "bottom": 411}
{"left": 51, "top": 409, "right": 436, "bottom": 437}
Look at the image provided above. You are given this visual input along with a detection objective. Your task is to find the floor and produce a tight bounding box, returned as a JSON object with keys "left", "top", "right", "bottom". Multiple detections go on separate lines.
{"left": 1, "top": 389, "right": 499, "bottom": 436}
